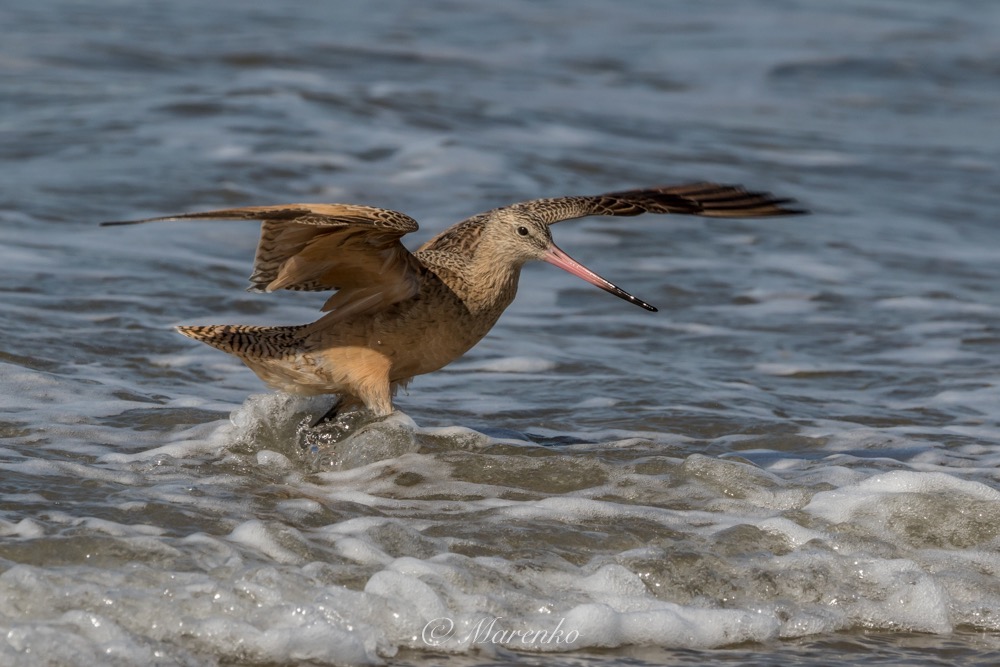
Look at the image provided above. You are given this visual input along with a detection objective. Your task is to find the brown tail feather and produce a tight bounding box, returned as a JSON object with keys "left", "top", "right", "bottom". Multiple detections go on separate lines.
{"left": 176, "top": 324, "right": 305, "bottom": 358}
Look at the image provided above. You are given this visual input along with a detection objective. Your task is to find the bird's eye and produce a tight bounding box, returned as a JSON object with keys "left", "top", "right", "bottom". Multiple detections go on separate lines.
{"left": 516, "top": 226, "right": 530, "bottom": 237}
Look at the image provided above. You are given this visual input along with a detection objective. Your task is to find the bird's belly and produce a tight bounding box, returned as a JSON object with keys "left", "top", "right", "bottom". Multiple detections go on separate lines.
{"left": 244, "top": 344, "right": 395, "bottom": 398}
{"left": 379, "top": 315, "right": 492, "bottom": 381}
{"left": 260, "top": 287, "right": 505, "bottom": 394}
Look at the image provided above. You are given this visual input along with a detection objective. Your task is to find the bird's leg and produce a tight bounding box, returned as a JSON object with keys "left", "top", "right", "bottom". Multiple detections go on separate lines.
{"left": 311, "top": 397, "right": 344, "bottom": 428}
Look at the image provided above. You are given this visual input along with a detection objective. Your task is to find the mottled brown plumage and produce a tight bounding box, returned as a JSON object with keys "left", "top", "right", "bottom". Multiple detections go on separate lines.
{"left": 103, "top": 183, "right": 805, "bottom": 417}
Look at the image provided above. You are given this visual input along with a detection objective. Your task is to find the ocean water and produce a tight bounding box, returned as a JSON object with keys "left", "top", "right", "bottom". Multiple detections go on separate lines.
{"left": 2, "top": 0, "right": 1000, "bottom": 665}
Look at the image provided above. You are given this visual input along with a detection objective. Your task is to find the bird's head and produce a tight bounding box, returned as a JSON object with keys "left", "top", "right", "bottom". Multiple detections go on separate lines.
{"left": 481, "top": 209, "right": 657, "bottom": 312}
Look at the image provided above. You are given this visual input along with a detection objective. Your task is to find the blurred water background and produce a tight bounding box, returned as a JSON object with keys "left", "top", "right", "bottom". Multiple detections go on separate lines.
{"left": 2, "top": 1, "right": 1000, "bottom": 665}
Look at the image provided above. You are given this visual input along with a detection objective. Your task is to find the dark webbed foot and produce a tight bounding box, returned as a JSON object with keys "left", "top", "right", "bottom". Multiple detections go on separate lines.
{"left": 299, "top": 404, "right": 390, "bottom": 462}
{"left": 310, "top": 398, "right": 343, "bottom": 428}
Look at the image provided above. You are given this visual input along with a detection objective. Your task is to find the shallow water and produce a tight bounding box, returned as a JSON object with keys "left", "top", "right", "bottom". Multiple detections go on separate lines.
{"left": 2, "top": 0, "right": 1000, "bottom": 665}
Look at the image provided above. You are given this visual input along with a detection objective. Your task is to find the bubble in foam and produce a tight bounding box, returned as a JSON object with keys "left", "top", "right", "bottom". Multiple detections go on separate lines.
{"left": 256, "top": 449, "right": 293, "bottom": 470}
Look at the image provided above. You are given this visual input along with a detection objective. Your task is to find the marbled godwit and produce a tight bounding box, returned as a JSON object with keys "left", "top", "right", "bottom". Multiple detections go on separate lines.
{"left": 103, "top": 183, "right": 805, "bottom": 420}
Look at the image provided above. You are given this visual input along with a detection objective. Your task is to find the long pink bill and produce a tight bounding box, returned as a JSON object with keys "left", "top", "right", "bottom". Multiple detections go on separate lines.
{"left": 542, "top": 243, "right": 658, "bottom": 312}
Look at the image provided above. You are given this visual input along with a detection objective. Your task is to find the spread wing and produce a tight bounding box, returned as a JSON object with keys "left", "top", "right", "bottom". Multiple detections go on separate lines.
{"left": 102, "top": 203, "right": 424, "bottom": 322}
{"left": 513, "top": 182, "right": 807, "bottom": 224}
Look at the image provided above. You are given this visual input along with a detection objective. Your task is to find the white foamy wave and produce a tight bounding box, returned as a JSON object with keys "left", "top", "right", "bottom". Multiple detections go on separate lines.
{"left": 448, "top": 356, "right": 558, "bottom": 373}
{"left": 3, "top": 373, "right": 1000, "bottom": 664}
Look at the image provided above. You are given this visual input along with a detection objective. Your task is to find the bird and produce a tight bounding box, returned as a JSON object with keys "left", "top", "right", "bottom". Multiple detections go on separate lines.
{"left": 102, "top": 183, "right": 805, "bottom": 422}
